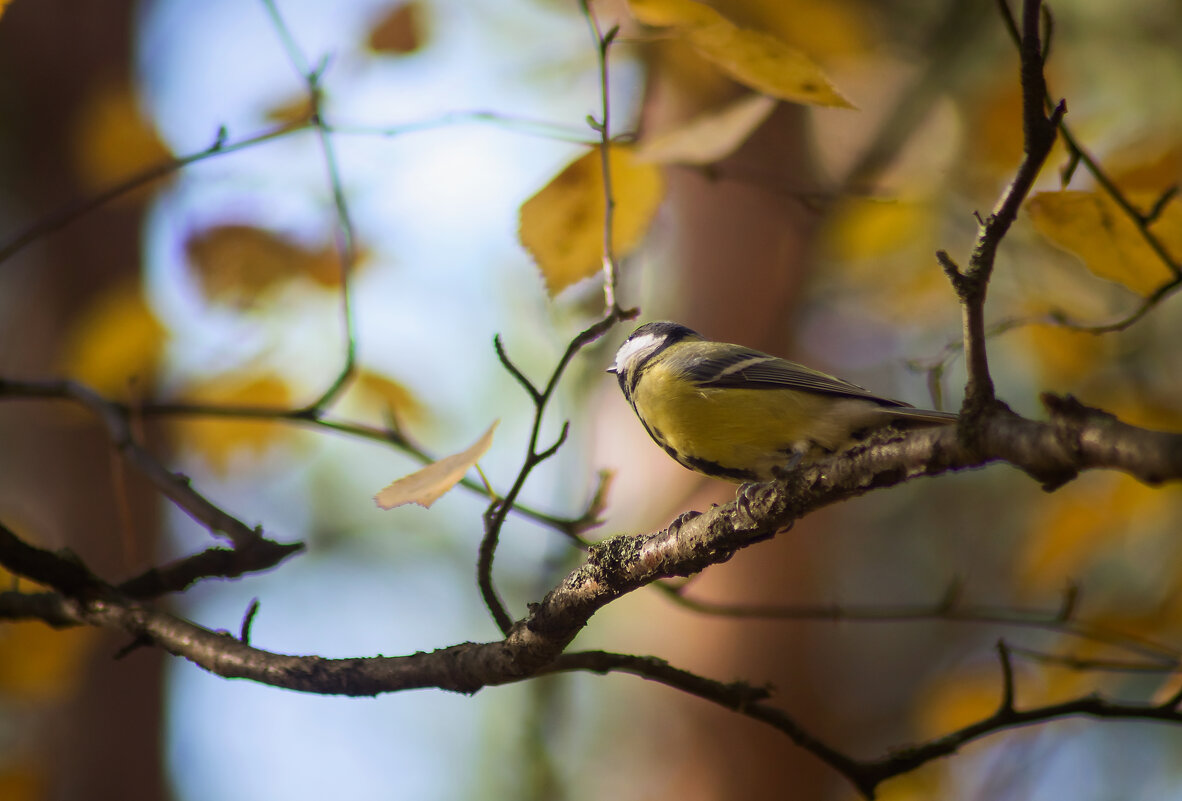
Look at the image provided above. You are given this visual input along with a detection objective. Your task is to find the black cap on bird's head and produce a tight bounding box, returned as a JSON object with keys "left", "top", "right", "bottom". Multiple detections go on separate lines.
{"left": 607, "top": 321, "right": 700, "bottom": 379}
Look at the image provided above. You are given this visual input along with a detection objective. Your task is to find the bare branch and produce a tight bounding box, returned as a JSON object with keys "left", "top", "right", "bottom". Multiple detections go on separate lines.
{"left": 579, "top": 0, "right": 630, "bottom": 317}
{"left": 479, "top": 313, "right": 630, "bottom": 633}
{"left": 0, "top": 379, "right": 270, "bottom": 548}
{"left": 661, "top": 583, "right": 1179, "bottom": 663}
{"left": 0, "top": 121, "right": 307, "bottom": 268}
{"left": 0, "top": 378, "right": 583, "bottom": 539}
{"left": 945, "top": 0, "right": 1064, "bottom": 416}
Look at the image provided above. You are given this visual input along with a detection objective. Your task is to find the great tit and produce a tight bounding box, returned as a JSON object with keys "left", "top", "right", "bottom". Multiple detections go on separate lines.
{"left": 608, "top": 321, "right": 958, "bottom": 481}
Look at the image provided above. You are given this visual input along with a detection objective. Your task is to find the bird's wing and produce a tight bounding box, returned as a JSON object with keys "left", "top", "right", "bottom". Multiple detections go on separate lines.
{"left": 685, "top": 349, "right": 906, "bottom": 406}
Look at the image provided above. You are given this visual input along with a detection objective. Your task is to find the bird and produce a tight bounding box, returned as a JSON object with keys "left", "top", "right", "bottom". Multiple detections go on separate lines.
{"left": 608, "top": 321, "right": 958, "bottom": 481}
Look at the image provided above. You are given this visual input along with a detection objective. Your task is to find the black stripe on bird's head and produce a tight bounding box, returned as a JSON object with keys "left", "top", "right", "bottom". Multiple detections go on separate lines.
{"left": 608, "top": 322, "right": 701, "bottom": 398}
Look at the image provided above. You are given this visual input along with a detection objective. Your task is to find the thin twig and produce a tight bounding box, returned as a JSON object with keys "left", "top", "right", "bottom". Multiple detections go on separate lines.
{"left": 942, "top": 0, "right": 1064, "bottom": 415}
{"left": 579, "top": 0, "right": 627, "bottom": 316}
{"left": 997, "top": 639, "right": 1016, "bottom": 711}
{"left": 997, "top": 0, "right": 1182, "bottom": 298}
{"left": 240, "top": 598, "right": 262, "bottom": 643}
{"left": 1007, "top": 644, "right": 1179, "bottom": 674}
{"left": 0, "top": 121, "right": 307, "bottom": 268}
{"left": 478, "top": 314, "right": 628, "bottom": 633}
{"left": 328, "top": 111, "right": 600, "bottom": 144}
{"left": 8, "top": 380, "right": 268, "bottom": 548}
{"left": 0, "top": 379, "right": 589, "bottom": 537}
{"left": 259, "top": 0, "right": 359, "bottom": 411}
{"left": 660, "top": 584, "right": 1180, "bottom": 663}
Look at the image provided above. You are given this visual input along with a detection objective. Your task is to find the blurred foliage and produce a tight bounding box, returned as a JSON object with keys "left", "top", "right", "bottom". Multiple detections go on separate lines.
{"left": 7, "top": 0, "right": 1182, "bottom": 798}
{"left": 1028, "top": 190, "right": 1181, "bottom": 295}
{"left": 58, "top": 280, "right": 166, "bottom": 397}
{"left": 171, "top": 374, "right": 295, "bottom": 473}
{"left": 183, "top": 224, "right": 349, "bottom": 308}
{"left": 71, "top": 80, "right": 172, "bottom": 195}
{"left": 367, "top": 1, "right": 427, "bottom": 55}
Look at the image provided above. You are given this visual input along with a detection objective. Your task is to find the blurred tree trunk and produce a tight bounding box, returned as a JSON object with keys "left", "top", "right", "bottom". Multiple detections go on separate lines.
{"left": 637, "top": 70, "right": 841, "bottom": 800}
{"left": 0, "top": 2, "right": 169, "bottom": 799}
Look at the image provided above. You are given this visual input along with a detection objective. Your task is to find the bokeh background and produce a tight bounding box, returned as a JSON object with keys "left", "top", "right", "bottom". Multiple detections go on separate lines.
{"left": 2, "top": 0, "right": 1182, "bottom": 799}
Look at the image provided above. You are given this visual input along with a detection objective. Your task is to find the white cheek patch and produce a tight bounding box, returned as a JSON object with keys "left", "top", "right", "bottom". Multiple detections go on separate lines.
{"left": 613, "top": 332, "right": 664, "bottom": 372}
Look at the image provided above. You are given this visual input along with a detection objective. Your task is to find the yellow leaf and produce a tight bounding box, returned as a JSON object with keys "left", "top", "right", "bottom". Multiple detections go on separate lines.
{"left": 367, "top": 2, "right": 426, "bottom": 54}
{"left": 264, "top": 94, "right": 315, "bottom": 125}
{"left": 1027, "top": 190, "right": 1181, "bottom": 296}
{"left": 347, "top": 370, "right": 428, "bottom": 427}
{"left": 375, "top": 421, "right": 497, "bottom": 509}
{"left": 631, "top": 0, "right": 720, "bottom": 27}
{"left": 915, "top": 670, "right": 1000, "bottom": 737}
{"left": 519, "top": 146, "right": 664, "bottom": 296}
{"left": 817, "top": 196, "right": 948, "bottom": 320}
{"left": 1019, "top": 474, "right": 1174, "bottom": 589}
{"left": 0, "top": 623, "right": 97, "bottom": 700}
{"left": 823, "top": 197, "right": 931, "bottom": 262}
{"left": 718, "top": 0, "right": 869, "bottom": 58}
{"left": 963, "top": 81, "right": 1025, "bottom": 178}
{"left": 1109, "top": 142, "right": 1182, "bottom": 193}
{"left": 172, "top": 375, "right": 293, "bottom": 474}
{"left": 58, "top": 281, "right": 166, "bottom": 396}
{"left": 72, "top": 82, "right": 172, "bottom": 195}
{"left": 629, "top": 0, "right": 853, "bottom": 108}
{"left": 184, "top": 224, "right": 343, "bottom": 307}
{"left": 1018, "top": 323, "right": 1109, "bottom": 386}
{"left": 635, "top": 93, "right": 777, "bottom": 165}
{"left": 872, "top": 764, "right": 947, "bottom": 801}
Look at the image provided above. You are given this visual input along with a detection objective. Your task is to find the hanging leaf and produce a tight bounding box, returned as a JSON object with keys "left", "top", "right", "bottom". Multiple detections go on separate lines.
{"left": 374, "top": 421, "right": 497, "bottom": 510}
{"left": 1027, "top": 190, "right": 1181, "bottom": 296}
{"left": 635, "top": 93, "right": 777, "bottom": 165}
{"left": 628, "top": 0, "right": 853, "bottom": 108}
{"left": 519, "top": 145, "right": 664, "bottom": 296}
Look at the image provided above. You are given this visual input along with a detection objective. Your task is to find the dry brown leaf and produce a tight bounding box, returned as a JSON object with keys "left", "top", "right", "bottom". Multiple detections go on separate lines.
{"left": 374, "top": 421, "right": 497, "bottom": 510}
{"left": 264, "top": 94, "right": 316, "bottom": 125}
{"left": 184, "top": 224, "right": 343, "bottom": 306}
{"left": 367, "top": 2, "right": 425, "bottom": 54}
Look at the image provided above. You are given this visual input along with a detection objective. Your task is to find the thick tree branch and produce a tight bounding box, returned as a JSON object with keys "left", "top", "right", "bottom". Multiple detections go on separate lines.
{"left": 5, "top": 400, "right": 1181, "bottom": 690}
{"left": 3, "top": 396, "right": 1182, "bottom": 796}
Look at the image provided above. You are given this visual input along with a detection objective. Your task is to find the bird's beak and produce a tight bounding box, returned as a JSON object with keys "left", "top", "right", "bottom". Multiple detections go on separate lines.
{"left": 605, "top": 366, "right": 617, "bottom": 374}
